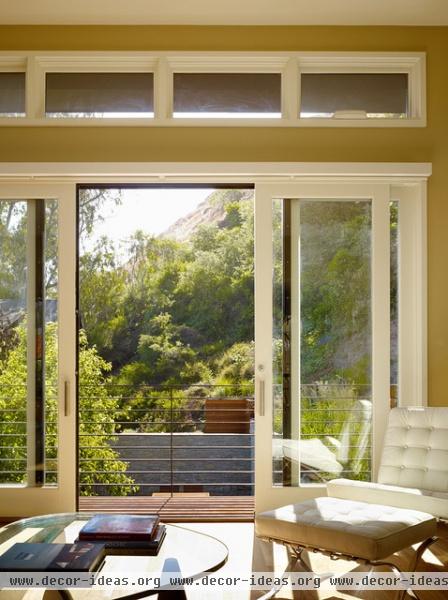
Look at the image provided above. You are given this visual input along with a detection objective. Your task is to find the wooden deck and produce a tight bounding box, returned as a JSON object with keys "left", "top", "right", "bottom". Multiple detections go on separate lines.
{"left": 78, "top": 495, "right": 255, "bottom": 522}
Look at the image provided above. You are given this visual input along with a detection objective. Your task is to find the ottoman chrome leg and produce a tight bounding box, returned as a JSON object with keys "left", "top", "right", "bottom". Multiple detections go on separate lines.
{"left": 257, "top": 545, "right": 304, "bottom": 600}
{"left": 366, "top": 559, "right": 407, "bottom": 600}
{"left": 410, "top": 536, "right": 438, "bottom": 572}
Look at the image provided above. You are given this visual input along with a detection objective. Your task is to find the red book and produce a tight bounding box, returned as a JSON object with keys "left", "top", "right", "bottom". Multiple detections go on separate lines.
{"left": 78, "top": 514, "right": 160, "bottom": 542}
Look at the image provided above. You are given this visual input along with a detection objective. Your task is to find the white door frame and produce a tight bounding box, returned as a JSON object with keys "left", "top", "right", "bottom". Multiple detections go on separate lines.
{"left": 0, "top": 163, "right": 429, "bottom": 517}
{"left": 254, "top": 180, "right": 427, "bottom": 513}
{"left": 0, "top": 182, "right": 76, "bottom": 517}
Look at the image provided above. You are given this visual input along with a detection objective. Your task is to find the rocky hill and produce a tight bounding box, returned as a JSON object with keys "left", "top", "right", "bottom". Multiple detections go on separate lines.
{"left": 160, "top": 189, "right": 253, "bottom": 242}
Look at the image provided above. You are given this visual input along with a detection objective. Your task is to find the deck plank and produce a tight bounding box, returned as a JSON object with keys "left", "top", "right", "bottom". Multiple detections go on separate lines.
{"left": 78, "top": 495, "right": 255, "bottom": 522}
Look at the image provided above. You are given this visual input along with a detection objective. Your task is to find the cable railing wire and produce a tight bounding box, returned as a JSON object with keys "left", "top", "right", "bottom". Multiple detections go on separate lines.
{"left": 1, "top": 383, "right": 374, "bottom": 492}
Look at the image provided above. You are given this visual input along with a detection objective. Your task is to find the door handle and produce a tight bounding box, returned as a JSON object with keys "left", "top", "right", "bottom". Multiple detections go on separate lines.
{"left": 258, "top": 378, "right": 265, "bottom": 416}
{"left": 64, "top": 380, "right": 70, "bottom": 416}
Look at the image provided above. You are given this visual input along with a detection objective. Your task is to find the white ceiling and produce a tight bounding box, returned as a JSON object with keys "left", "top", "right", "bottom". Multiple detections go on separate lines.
{"left": 0, "top": 0, "right": 447, "bottom": 25}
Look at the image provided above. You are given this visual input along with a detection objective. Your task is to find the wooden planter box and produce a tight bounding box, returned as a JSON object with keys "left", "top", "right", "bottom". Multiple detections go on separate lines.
{"left": 204, "top": 398, "right": 253, "bottom": 434}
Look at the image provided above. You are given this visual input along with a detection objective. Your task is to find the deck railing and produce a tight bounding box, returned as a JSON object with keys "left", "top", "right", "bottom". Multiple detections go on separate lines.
{"left": 273, "top": 382, "right": 374, "bottom": 485}
{"left": 0, "top": 382, "right": 395, "bottom": 494}
{"left": 0, "top": 383, "right": 58, "bottom": 486}
{"left": 78, "top": 383, "right": 255, "bottom": 497}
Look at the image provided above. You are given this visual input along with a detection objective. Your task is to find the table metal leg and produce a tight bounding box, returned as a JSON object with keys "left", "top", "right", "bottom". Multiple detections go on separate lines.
{"left": 158, "top": 590, "right": 188, "bottom": 599}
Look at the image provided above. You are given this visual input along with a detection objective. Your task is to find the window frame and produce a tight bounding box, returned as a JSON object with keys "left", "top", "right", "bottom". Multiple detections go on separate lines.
{"left": 31, "top": 54, "right": 158, "bottom": 120}
{"left": 0, "top": 51, "right": 426, "bottom": 127}
{"left": 297, "top": 52, "right": 425, "bottom": 125}
{"left": 168, "top": 55, "right": 287, "bottom": 120}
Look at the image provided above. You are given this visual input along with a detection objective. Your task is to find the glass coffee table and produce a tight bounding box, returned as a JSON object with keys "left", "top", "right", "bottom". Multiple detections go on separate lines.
{"left": 0, "top": 513, "right": 229, "bottom": 599}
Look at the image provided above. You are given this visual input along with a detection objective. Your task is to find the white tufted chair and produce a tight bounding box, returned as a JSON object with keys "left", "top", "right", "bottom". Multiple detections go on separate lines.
{"left": 327, "top": 406, "right": 448, "bottom": 519}
{"left": 255, "top": 407, "right": 447, "bottom": 600}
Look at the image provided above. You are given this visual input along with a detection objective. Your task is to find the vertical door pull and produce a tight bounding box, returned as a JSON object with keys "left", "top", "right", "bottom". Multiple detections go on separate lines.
{"left": 259, "top": 378, "right": 265, "bottom": 416}
{"left": 64, "top": 380, "right": 70, "bottom": 416}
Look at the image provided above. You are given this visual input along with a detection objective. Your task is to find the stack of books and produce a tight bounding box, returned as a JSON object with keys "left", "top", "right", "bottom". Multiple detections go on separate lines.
{"left": 77, "top": 514, "right": 166, "bottom": 555}
{"left": 0, "top": 541, "right": 106, "bottom": 572}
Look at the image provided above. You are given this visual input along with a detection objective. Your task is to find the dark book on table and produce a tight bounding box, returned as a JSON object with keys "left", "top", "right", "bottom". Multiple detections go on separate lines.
{"left": 75, "top": 524, "right": 166, "bottom": 556}
{"left": 0, "top": 542, "right": 106, "bottom": 572}
{"left": 103, "top": 524, "right": 167, "bottom": 555}
{"left": 78, "top": 514, "right": 160, "bottom": 542}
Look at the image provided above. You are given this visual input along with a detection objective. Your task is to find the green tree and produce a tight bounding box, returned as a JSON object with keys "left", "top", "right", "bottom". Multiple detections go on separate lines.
{"left": 78, "top": 188, "right": 122, "bottom": 238}
{"left": 78, "top": 189, "right": 255, "bottom": 384}
{"left": 0, "top": 201, "right": 27, "bottom": 301}
{"left": 173, "top": 192, "right": 254, "bottom": 354}
{"left": 214, "top": 341, "right": 254, "bottom": 385}
{"left": 0, "top": 324, "right": 136, "bottom": 495}
{"left": 79, "top": 237, "right": 127, "bottom": 360}
{"left": 299, "top": 201, "right": 371, "bottom": 384}
{"left": 119, "top": 313, "right": 199, "bottom": 386}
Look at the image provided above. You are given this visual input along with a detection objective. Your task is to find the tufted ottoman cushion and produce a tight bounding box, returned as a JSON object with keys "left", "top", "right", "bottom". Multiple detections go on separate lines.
{"left": 255, "top": 496, "right": 437, "bottom": 561}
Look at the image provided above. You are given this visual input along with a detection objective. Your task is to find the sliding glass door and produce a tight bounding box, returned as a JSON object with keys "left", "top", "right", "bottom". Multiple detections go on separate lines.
{"left": 255, "top": 182, "right": 404, "bottom": 512}
{"left": 0, "top": 183, "right": 76, "bottom": 516}
{"left": 0, "top": 174, "right": 426, "bottom": 518}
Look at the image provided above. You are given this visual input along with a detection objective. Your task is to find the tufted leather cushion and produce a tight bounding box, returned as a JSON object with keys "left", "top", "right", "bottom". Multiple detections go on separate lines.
{"left": 378, "top": 407, "right": 448, "bottom": 492}
{"left": 255, "top": 496, "right": 436, "bottom": 561}
{"left": 327, "top": 478, "right": 448, "bottom": 519}
{"left": 326, "top": 407, "right": 448, "bottom": 518}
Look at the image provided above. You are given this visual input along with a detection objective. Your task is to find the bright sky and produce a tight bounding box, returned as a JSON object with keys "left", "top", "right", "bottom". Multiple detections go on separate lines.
{"left": 81, "top": 187, "right": 214, "bottom": 252}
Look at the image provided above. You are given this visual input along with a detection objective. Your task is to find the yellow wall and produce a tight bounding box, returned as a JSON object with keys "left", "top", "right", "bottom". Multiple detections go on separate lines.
{"left": 0, "top": 26, "right": 447, "bottom": 406}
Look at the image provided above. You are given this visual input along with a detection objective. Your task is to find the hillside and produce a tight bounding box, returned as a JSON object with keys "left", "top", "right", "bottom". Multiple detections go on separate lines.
{"left": 160, "top": 189, "right": 253, "bottom": 242}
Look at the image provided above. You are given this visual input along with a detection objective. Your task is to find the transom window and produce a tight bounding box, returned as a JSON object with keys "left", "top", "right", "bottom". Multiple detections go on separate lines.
{"left": 45, "top": 72, "right": 154, "bottom": 118}
{"left": 173, "top": 72, "right": 282, "bottom": 118}
{"left": 299, "top": 73, "right": 409, "bottom": 119}
{"left": 0, "top": 52, "right": 426, "bottom": 127}
{"left": 0, "top": 72, "right": 26, "bottom": 117}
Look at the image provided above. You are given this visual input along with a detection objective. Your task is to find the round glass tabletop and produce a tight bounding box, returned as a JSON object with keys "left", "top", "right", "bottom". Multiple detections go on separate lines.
{"left": 0, "top": 513, "right": 229, "bottom": 598}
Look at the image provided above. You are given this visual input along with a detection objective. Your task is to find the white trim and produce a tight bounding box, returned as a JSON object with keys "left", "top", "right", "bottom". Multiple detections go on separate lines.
{"left": 371, "top": 185, "right": 391, "bottom": 478}
{"left": 298, "top": 52, "right": 423, "bottom": 69}
{"left": 0, "top": 116, "right": 423, "bottom": 128}
{"left": 284, "top": 57, "right": 300, "bottom": 120}
{"left": 290, "top": 200, "right": 301, "bottom": 483}
{"left": 167, "top": 55, "right": 289, "bottom": 71}
{"left": 35, "top": 55, "right": 158, "bottom": 72}
{"left": 0, "top": 162, "right": 432, "bottom": 181}
{"left": 254, "top": 184, "right": 276, "bottom": 513}
{"left": 393, "top": 182, "right": 427, "bottom": 407}
{"left": 155, "top": 57, "right": 171, "bottom": 120}
{"left": 26, "top": 56, "right": 44, "bottom": 119}
{"left": 0, "top": 51, "right": 426, "bottom": 127}
{"left": 0, "top": 56, "right": 27, "bottom": 71}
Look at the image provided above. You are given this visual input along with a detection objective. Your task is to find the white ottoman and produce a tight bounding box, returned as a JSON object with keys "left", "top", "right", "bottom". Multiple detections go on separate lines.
{"left": 255, "top": 496, "right": 437, "bottom": 561}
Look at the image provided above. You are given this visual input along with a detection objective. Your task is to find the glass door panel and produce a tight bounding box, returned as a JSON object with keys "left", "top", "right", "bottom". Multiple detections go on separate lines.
{"left": 255, "top": 183, "right": 391, "bottom": 512}
{"left": 0, "top": 184, "right": 76, "bottom": 516}
{"left": 272, "top": 199, "right": 372, "bottom": 487}
{"left": 0, "top": 199, "right": 59, "bottom": 487}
